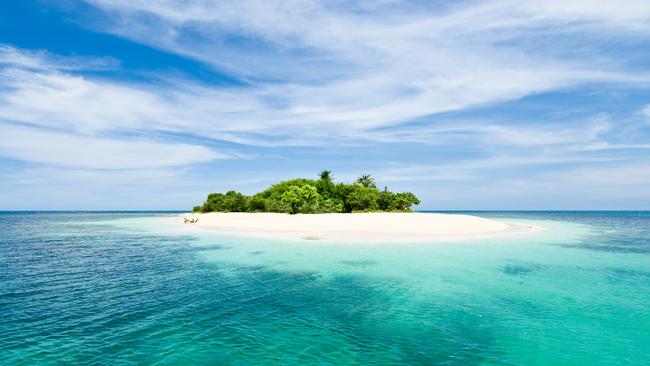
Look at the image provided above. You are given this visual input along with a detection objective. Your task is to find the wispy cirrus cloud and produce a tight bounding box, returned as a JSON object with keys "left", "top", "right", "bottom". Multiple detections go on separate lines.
{"left": 0, "top": 124, "right": 227, "bottom": 169}
{"left": 0, "top": 44, "right": 119, "bottom": 71}
{"left": 0, "top": 41, "right": 646, "bottom": 150}
{"left": 0, "top": 46, "right": 233, "bottom": 170}
{"left": 641, "top": 105, "right": 650, "bottom": 124}
{"left": 74, "top": 0, "right": 650, "bottom": 135}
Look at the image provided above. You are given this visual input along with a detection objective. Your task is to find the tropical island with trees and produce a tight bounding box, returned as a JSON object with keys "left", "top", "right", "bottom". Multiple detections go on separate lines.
{"left": 192, "top": 171, "right": 421, "bottom": 214}
{"left": 185, "top": 170, "right": 519, "bottom": 242}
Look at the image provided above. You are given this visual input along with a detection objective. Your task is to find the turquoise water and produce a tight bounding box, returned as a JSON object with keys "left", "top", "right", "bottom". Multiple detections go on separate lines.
{"left": 1, "top": 211, "right": 649, "bottom": 365}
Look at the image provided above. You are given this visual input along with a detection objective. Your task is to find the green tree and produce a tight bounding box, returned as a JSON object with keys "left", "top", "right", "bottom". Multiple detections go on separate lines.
{"left": 355, "top": 174, "right": 376, "bottom": 188}
{"left": 280, "top": 186, "right": 301, "bottom": 214}
{"left": 223, "top": 191, "right": 248, "bottom": 212}
{"left": 248, "top": 195, "right": 267, "bottom": 212}
{"left": 281, "top": 185, "right": 320, "bottom": 214}
{"left": 344, "top": 185, "right": 378, "bottom": 212}
{"left": 202, "top": 192, "right": 226, "bottom": 212}
{"left": 319, "top": 170, "right": 333, "bottom": 182}
{"left": 392, "top": 192, "right": 421, "bottom": 211}
{"left": 317, "top": 170, "right": 335, "bottom": 196}
{"left": 376, "top": 190, "right": 394, "bottom": 211}
{"left": 315, "top": 197, "right": 344, "bottom": 213}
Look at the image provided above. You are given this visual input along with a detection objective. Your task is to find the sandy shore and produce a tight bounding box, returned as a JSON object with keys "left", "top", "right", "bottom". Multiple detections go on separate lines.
{"left": 179, "top": 212, "right": 534, "bottom": 243}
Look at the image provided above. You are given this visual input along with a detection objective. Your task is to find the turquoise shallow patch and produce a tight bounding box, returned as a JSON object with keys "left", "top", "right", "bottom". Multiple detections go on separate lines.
{"left": 1, "top": 211, "right": 649, "bottom": 365}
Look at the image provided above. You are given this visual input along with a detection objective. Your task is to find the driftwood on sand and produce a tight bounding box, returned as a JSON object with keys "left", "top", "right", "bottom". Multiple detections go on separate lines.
{"left": 184, "top": 217, "right": 199, "bottom": 224}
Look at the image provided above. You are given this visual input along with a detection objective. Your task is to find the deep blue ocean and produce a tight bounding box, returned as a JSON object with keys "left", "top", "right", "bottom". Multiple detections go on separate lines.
{"left": 1, "top": 211, "right": 649, "bottom": 365}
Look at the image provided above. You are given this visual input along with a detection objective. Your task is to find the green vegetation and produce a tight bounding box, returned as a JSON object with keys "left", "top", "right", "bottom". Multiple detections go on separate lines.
{"left": 193, "top": 171, "right": 420, "bottom": 214}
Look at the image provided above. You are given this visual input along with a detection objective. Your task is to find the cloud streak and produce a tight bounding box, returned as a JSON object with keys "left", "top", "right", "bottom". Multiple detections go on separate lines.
{"left": 0, "top": 124, "right": 226, "bottom": 169}
{"left": 73, "top": 0, "right": 650, "bottom": 136}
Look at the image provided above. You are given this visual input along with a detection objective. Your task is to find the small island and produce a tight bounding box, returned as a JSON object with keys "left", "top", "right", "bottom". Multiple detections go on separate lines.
{"left": 185, "top": 171, "right": 528, "bottom": 242}
{"left": 193, "top": 171, "right": 420, "bottom": 214}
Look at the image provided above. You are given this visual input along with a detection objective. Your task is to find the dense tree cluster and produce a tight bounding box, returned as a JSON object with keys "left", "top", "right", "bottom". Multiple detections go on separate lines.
{"left": 193, "top": 171, "right": 420, "bottom": 214}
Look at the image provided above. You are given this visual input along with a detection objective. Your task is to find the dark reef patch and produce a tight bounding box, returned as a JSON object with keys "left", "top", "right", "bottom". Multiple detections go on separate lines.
{"left": 187, "top": 244, "right": 233, "bottom": 251}
{"left": 606, "top": 267, "right": 650, "bottom": 282}
{"left": 502, "top": 262, "right": 543, "bottom": 276}
{"left": 341, "top": 259, "right": 377, "bottom": 267}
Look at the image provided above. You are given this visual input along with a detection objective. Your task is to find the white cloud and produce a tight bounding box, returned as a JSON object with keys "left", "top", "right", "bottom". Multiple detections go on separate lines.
{"left": 0, "top": 45, "right": 119, "bottom": 71}
{"left": 641, "top": 104, "right": 650, "bottom": 123}
{"left": 0, "top": 69, "right": 171, "bottom": 134}
{"left": 2, "top": 1, "right": 647, "bottom": 150}
{"left": 368, "top": 158, "right": 650, "bottom": 209}
{"left": 0, "top": 125, "right": 226, "bottom": 169}
{"left": 0, "top": 42, "right": 646, "bottom": 152}
{"left": 369, "top": 151, "right": 632, "bottom": 183}
{"left": 511, "top": 0, "right": 650, "bottom": 26}
{"left": 71, "top": 0, "right": 650, "bottom": 135}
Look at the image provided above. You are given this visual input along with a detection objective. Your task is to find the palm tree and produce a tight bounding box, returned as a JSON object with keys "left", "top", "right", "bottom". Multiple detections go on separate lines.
{"left": 356, "top": 174, "right": 376, "bottom": 188}
{"left": 319, "top": 170, "right": 333, "bottom": 182}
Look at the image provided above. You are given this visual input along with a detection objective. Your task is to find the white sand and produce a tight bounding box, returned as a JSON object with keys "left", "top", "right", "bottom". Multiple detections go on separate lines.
{"left": 180, "top": 212, "right": 532, "bottom": 243}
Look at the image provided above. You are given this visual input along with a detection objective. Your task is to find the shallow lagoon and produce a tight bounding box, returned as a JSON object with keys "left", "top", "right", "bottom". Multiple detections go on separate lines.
{"left": 1, "top": 212, "right": 649, "bottom": 365}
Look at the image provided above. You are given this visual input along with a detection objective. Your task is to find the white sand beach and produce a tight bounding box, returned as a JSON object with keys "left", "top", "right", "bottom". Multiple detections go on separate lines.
{"left": 179, "top": 212, "right": 534, "bottom": 243}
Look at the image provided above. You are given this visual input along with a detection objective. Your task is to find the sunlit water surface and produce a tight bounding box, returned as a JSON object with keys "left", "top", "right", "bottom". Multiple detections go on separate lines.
{"left": 1, "top": 211, "right": 649, "bottom": 365}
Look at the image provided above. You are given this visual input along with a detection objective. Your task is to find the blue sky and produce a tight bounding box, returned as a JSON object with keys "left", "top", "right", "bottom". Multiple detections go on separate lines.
{"left": 1, "top": 0, "right": 649, "bottom": 210}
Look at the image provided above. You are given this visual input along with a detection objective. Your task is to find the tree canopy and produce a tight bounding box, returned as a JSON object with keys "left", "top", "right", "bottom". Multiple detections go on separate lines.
{"left": 355, "top": 174, "right": 376, "bottom": 188}
{"left": 193, "top": 171, "right": 420, "bottom": 214}
{"left": 319, "top": 170, "right": 332, "bottom": 182}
